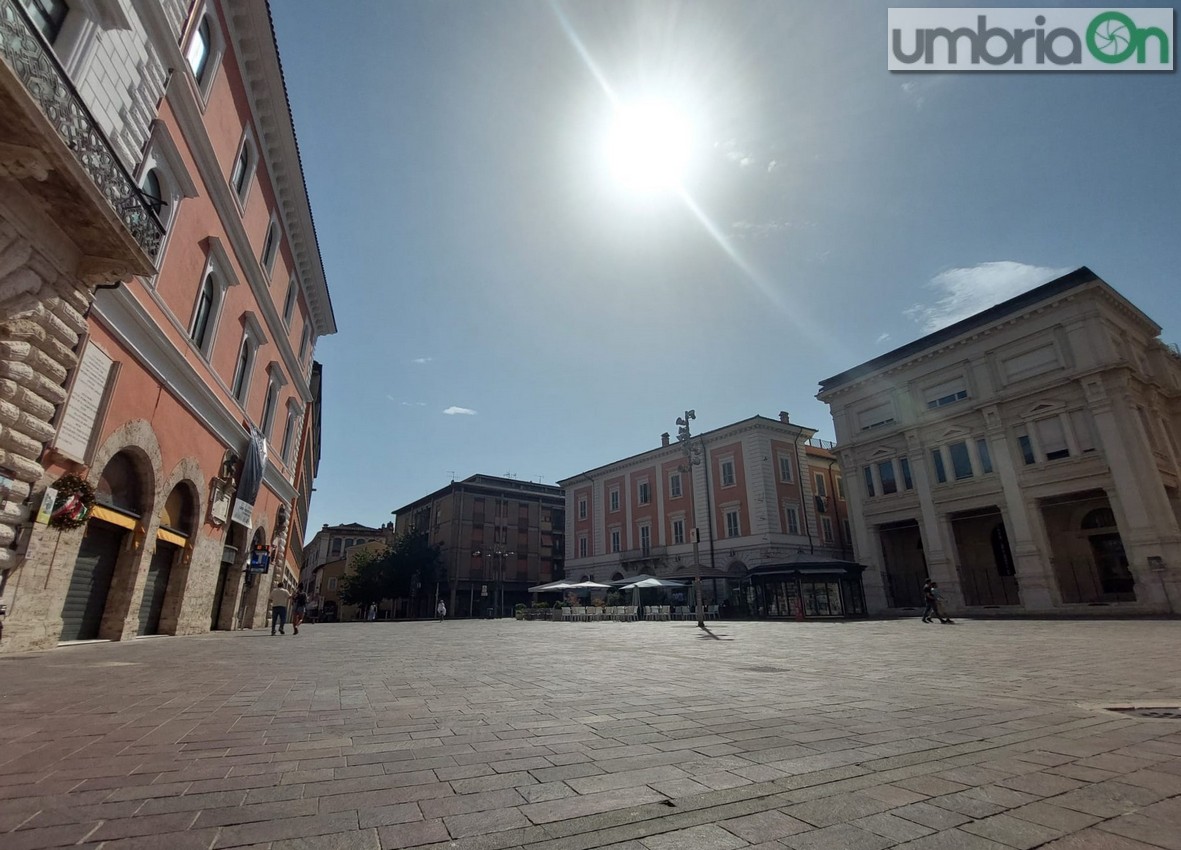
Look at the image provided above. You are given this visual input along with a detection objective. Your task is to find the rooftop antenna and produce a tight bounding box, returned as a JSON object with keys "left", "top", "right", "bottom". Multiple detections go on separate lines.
{"left": 446, "top": 470, "right": 456, "bottom": 482}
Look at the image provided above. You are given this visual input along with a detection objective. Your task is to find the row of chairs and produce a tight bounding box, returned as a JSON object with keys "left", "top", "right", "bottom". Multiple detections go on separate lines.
{"left": 645, "top": 605, "right": 721, "bottom": 621}
{"left": 561, "top": 606, "right": 639, "bottom": 622}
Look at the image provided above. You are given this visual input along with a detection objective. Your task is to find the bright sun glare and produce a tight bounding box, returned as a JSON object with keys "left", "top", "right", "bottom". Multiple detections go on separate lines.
{"left": 605, "top": 98, "right": 693, "bottom": 193}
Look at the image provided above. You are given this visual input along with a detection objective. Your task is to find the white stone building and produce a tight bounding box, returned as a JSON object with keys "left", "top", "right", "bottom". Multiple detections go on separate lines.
{"left": 818, "top": 267, "right": 1181, "bottom": 616}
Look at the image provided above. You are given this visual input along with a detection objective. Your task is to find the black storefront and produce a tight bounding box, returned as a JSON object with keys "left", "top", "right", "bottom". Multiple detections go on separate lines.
{"left": 748, "top": 559, "right": 868, "bottom": 619}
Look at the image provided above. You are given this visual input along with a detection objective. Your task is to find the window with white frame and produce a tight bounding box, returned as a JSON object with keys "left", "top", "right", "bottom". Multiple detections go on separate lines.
{"left": 230, "top": 326, "right": 260, "bottom": 405}
{"left": 639, "top": 524, "right": 651, "bottom": 554}
{"left": 878, "top": 460, "right": 897, "bottom": 495}
{"left": 778, "top": 454, "right": 793, "bottom": 482}
{"left": 21, "top": 0, "right": 68, "bottom": 43}
{"left": 610, "top": 528, "right": 621, "bottom": 553}
{"left": 669, "top": 472, "right": 682, "bottom": 498}
{"left": 259, "top": 374, "right": 280, "bottom": 439}
{"left": 298, "top": 323, "right": 313, "bottom": 363}
{"left": 724, "top": 509, "right": 740, "bottom": 538}
{"left": 720, "top": 459, "right": 735, "bottom": 486}
{"left": 672, "top": 517, "right": 685, "bottom": 544}
{"left": 184, "top": 6, "right": 224, "bottom": 100}
{"left": 924, "top": 377, "right": 968, "bottom": 410}
{"left": 229, "top": 130, "right": 257, "bottom": 205}
{"left": 578, "top": 535, "right": 587, "bottom": 557}
{"left": 836, "top": 476, "right": 845, "bottom": 500}
{"left": 260, "top": 216, "right": 280, "bottom": 275}
{"left": 577, "top": 496, "right": 587, "bottom": 520}
{"left": 609, "top": 487, "right": 619, "bottom": 512}
{"left": 1036, "top": 417, "right": 1070, "bottom": 460}
{"left": 784, "top": 505, "right": 800, "bottom": 535}
{"left": 858, "top": 401, "right": 896, "bottom": 431}
{"left": 637, "top": 480, "right": 650, "bottom": 505}
{"left": 190, "top": 271, "right": 220, "bottom": 353}
{"left": 822, "top": 516, "right": 834, "bottom": 543}
{"left": 282, "top": 278, "right": 298, "bottom": 326}
{"left": 863, "top": 466, "right": 876, "bottom": 497}
{"left": 814, "top": 472, "right": 827, "bottom": 497}
{"left": 280, "top": 404, "right": 299, "bottom": 464}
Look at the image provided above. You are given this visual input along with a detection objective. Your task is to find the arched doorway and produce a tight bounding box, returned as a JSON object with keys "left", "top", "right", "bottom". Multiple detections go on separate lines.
{"left": 211, "top": 522, "right": 245, "bottom": 630}
{"left": 1082, "top": 508, "right": 1135, "bottom": 600}
{"left": 61, "top": 452, "right": 146, "bottom": 641}
{"left": 138, "top": 483, "right": 196, "bottom": 635}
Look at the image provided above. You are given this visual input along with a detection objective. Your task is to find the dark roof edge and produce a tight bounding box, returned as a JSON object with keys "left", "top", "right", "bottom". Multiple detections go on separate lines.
{"left": 391, "top": 474, "right": 564, "bottom": 517}
{"left": 818, "top": 266, "right": 1124, "bottom": 393}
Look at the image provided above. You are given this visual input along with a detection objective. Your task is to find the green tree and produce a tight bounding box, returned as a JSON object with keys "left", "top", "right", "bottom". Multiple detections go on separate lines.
{"left": 338, "top": 549, "right": 387, "bottom": 614}
{"left": 382, "top": 530, "right": 442, "bottom": 617}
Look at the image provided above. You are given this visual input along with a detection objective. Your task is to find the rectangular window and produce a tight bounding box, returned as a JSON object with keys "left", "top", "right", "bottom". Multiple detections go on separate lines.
{"left": 1037, "top": 417, "right": 1070, "bottom": 460}
{"left": 821, "top": 517, "right": 834, "bottom": 543}
{"left": 610, "top": 529, "right": 620, "bottom": 553}
{"left": 281, "top": 408, "right": 297, "bottom": 464}
{"left": 578, "top": 536, "right": 587, "bottom": 558}
{"left": 1018, "top": 434, "right": 1036, "bottom": 465}
{"left": 878, "top": 461, "right": 897, "bottom": 495}
{"left": 721, "top": 460, "right": 735, "bottom": 486}
{"left": 863, "top": 466, "right": 876, "bottom": 497}
{"left": 836, "top": 476, "right": 845, "bottom": 500}
{"left": 609, "top": 488, "right": 619, "bottom": 512}
{"left": 282, "top": 279, "right": 298, "bottom": 326}
{"left": 328, "top": 577, "right": 337, "bottom": 590}
{"left": 924, "top": 379, "right": 968, "bottom": 410}
{"left": 672, "top": 518, "right": 685, "bottom": 544}
{"left": 778, "top": 455, "right": 793, "bottom": 482}
{"left": 814, "top": 473, "right": 827, "bottom": 498}
{"left": 932, "top": 449, "right": 947, "bottom": 483}
{"left": 639, "top": 525, "right": 651, "bottom": 554}
{"left": 578, "top": 497, "right": 587, "bottom": 520}
{"left": 638, "top": 481, "right": 650, "bottom": 504}
{"left": 669, "top": 472, "right": 682, "bottom": 498}
{"left": 785, "top": 505, "right": 799, "bottom": 535}
{"left": 231, "top": 334, "right": 256, "bottom": 403}
{"left": 949, "top": 441, "right": 973, "bottom": 480}
{"left": 976, "top": 438, "right": 993, "bottom": 473}
{"left": 842, "top": 518, "right": 851, "bottom": 544}
{"left": 899, "top": 457, "right": 913, "bottom": 490}
{"left": 858, "top": 401, "right": 895, "bottom": 431}
{"left": 725, "top": 509, "right": 740, "bottom": 538}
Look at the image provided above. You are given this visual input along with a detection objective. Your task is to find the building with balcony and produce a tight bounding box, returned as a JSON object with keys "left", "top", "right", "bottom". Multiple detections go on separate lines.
{"left": 0, "top": 1, "right": 335, "bottom": 651}
{"left": 558, "top": 414, "right": 866, "bottom": 619}
{"left": 392, "top": 475, "right": 565, "bottom": 618}
{"left": 818, "top": 267, "right": 1181, "bottom": 616}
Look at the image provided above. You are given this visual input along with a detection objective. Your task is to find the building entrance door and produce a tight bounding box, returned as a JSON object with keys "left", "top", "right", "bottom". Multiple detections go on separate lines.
{"left": 137, "top": 542, "right": 177, "bottom": 635}
{"left": 61, "top": 521, "right": 124, "bottom": 641}
{"left": 1090, "top": 533, "right": 1135, "bottom": 599}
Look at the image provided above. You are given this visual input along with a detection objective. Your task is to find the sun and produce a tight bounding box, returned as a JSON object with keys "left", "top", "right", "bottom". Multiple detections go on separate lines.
{"left": 604, "top": 98, "right": 694, "bottom": 193}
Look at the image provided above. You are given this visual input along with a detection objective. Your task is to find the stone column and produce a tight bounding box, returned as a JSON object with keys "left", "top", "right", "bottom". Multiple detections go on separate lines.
{"left": 904, "top": 430, "right": 962, "bottom": 608}
{"left": 981, "top": 404, "right": 1056, "bottom": 610}
{"left": 839, "top": 449, "right": 887, "bottom": 612}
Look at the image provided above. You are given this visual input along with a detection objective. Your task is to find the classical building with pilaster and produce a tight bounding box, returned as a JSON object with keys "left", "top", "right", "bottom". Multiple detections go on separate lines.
{"left": 818, "top": 267, "right": 1181, "bottom": 616}
{"left": 0, "top": 1, "right": 334, "bottom": 651}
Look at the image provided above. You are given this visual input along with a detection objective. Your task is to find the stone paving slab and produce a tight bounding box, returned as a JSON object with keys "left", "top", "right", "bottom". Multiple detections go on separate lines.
{"left": 0, "top": 619, "right": 1180, "bottom": 849}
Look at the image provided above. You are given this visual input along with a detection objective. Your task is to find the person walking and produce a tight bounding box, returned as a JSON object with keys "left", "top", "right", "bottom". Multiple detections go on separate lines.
{"left": 436, "top": 599, "right": 446, "bottom": 621}
{"left": 922, "top": 580, "right": 953, "bottom": 624}
{"left": 292, "top": 588, "right": 308, "bottom": 635}
{"left": 269, "top": 584, "right": 291, "bottom": 635}
{"left": 366, "top": 602, "right": 377, "bottom": 622}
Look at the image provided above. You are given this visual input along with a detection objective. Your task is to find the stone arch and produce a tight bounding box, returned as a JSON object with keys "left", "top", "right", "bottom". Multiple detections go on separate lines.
{"left": 148, "top": 457, "right": 207, "bottom": 636}
{"left": 88, "top": 419, "right": 163, "bottom": 514}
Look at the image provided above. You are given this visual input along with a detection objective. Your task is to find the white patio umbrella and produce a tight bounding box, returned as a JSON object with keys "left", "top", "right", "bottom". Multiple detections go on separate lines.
{"left": 568, "top": 581, "right": 612, "bottom": 589}
{"left": 527, "top": 580, "right": 578, "bottom": 593}
{"left": 620, "top": 577, "right": 687, "bottom": 589}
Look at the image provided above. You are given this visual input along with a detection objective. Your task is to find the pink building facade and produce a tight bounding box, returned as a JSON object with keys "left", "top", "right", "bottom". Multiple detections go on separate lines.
{"left": 0, "top": 1, "right": 334, "bottom": 651}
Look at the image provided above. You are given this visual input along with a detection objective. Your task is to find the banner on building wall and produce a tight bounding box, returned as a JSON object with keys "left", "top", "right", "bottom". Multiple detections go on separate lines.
{"left": 232, "top": 429, "right": 267, "bottom": 528}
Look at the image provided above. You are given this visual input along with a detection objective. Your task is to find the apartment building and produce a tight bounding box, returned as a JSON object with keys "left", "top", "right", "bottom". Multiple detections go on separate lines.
{"left": 0, "top": 1, "right": 335, "bottom": 651}
{"left": 818, "top": 267, "right": 1181, "bottom": 616}
{"left": 558, "top": 414, "right": 866, "bottom": 619}
{"left": 392, "top": 475, "right": 565, "bottom": 618}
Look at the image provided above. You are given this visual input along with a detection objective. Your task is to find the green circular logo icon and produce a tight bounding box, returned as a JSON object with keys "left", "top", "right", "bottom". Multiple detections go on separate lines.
{"left": 1087, "top": 11, "right": 1138, "bottom": 63}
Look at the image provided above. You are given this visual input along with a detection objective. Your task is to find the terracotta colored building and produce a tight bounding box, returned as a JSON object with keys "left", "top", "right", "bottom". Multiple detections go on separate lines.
{"left": 0, "top": 1, "right": 334, "bottom": 651}
{"left": 558, "top": 414, "right": 866, "bottom": 619}
{"left": 392, "top": 475, "right": 565, "bottom": 618}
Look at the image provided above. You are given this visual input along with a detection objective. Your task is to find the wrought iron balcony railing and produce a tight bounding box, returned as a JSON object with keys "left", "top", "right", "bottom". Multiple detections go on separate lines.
{"left": 0, "top": 0, "right": 163, "bottom": 257}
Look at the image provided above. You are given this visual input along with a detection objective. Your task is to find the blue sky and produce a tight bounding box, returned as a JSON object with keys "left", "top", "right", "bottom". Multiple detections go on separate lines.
{"left": 269, "top": 1, "right": 1181, "bottom": 538}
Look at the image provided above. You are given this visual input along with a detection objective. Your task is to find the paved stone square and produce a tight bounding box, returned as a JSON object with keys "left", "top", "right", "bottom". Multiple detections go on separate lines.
{"left": 1, "top": 618, "right": 1180, "bottom": 850}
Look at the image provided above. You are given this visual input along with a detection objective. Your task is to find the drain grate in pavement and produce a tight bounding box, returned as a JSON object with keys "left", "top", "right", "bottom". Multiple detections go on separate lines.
{"left": 1107, "top": 706, "right": 1181, "bottom": 720}
{"left": 746, "top": 666, "right": 790, "bottom": 674}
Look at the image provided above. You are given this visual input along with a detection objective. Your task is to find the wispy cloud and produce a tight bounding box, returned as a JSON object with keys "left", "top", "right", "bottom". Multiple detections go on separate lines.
{"left": 730, "top": 219, "right": 799, "bottom": 240}
{"left": 411, "top": 356, "right": 432, "bottom": 365}
{"left": 443, "top": 406, "right": 476, "bottom": 416}
{"left": 876, "top": 332, "right": 891, "bottom": 344}
{"left": 905, "top": 261, "right": 1072, "bottom": 332}
{"left": 400, "top": 400, "right": 426, "bottom": 407}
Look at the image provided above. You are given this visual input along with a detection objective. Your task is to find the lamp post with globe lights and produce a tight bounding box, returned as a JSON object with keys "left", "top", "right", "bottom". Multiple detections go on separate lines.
{"left": 676, "top": 410, "right": 707, "bottom": 630}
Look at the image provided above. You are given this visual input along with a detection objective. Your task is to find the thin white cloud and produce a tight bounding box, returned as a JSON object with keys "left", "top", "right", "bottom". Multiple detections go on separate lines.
{"left": 730, "top": 219, "right": 796, "bottom": 240}
{"left": 876, "top": 332, "right": 891, "bottom": 344}
{"left": 766, "top": 160, "right": 778, "bottom": 173}
{"left": 443, "top": 406, "right": 476, "bottom": 416}
{"left": 905, "top": 261, "right": 1072, "bottom": 332}
{"left": 400, "top": 401, "right": 426, "bottom": 407}
{"left": 411, "top": 357, "right": 432, "bottom": 365}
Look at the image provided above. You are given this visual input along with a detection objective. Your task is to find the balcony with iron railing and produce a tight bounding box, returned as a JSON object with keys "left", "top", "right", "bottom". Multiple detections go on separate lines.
{"left": 806, "top": 437, "right": 837, "bottom": 451}
{"left": 0, "top": 0, "right": 162, "bottom": 276}
{"left": 619, "top": 545, "right": 667, "bottom": 564}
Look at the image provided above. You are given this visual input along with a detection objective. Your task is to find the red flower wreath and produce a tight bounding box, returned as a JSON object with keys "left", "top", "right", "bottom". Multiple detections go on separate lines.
{"left": 48, "top": 474, "right": 96, "bottom": 530}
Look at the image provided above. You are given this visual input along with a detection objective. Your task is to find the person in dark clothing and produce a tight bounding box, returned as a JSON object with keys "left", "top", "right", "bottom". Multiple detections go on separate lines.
{"left": 922, "top": 580, "right": 953, "bottom": 624}
{"left": 292, "top": 589, "right": 308, "bottom": 635}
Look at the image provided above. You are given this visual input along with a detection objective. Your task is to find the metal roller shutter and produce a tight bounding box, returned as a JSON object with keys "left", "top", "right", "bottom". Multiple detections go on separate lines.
{"left": 137, "top": 542, "right": 177, "bottom": 635}
{"left": 60, "top": 522, "right": 125, "bottom": 641}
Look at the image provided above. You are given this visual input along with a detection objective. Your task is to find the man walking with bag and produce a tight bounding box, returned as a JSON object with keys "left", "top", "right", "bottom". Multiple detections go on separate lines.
{"left": 270, "top": 584, "right": 291, "bottom": 635}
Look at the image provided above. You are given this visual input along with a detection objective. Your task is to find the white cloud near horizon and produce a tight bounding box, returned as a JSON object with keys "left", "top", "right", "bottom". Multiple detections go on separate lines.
{"left": 905, "top": 261, "right": 1073, "bottom": 332}
{"left": 411, "top": 356, "right": 432, "bottom": 364}
{"left": 443, "top": 406, "right": 476, "bottom": 416}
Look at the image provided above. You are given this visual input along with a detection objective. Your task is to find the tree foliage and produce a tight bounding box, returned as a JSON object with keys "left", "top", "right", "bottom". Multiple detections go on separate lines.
{"left": 337, "top": 531, "right": 443, "bottom": 617}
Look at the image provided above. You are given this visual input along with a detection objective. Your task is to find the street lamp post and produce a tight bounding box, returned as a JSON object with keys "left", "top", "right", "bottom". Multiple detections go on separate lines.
{"left": 676, "top": 410, "right": 707, "bottom": 630}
